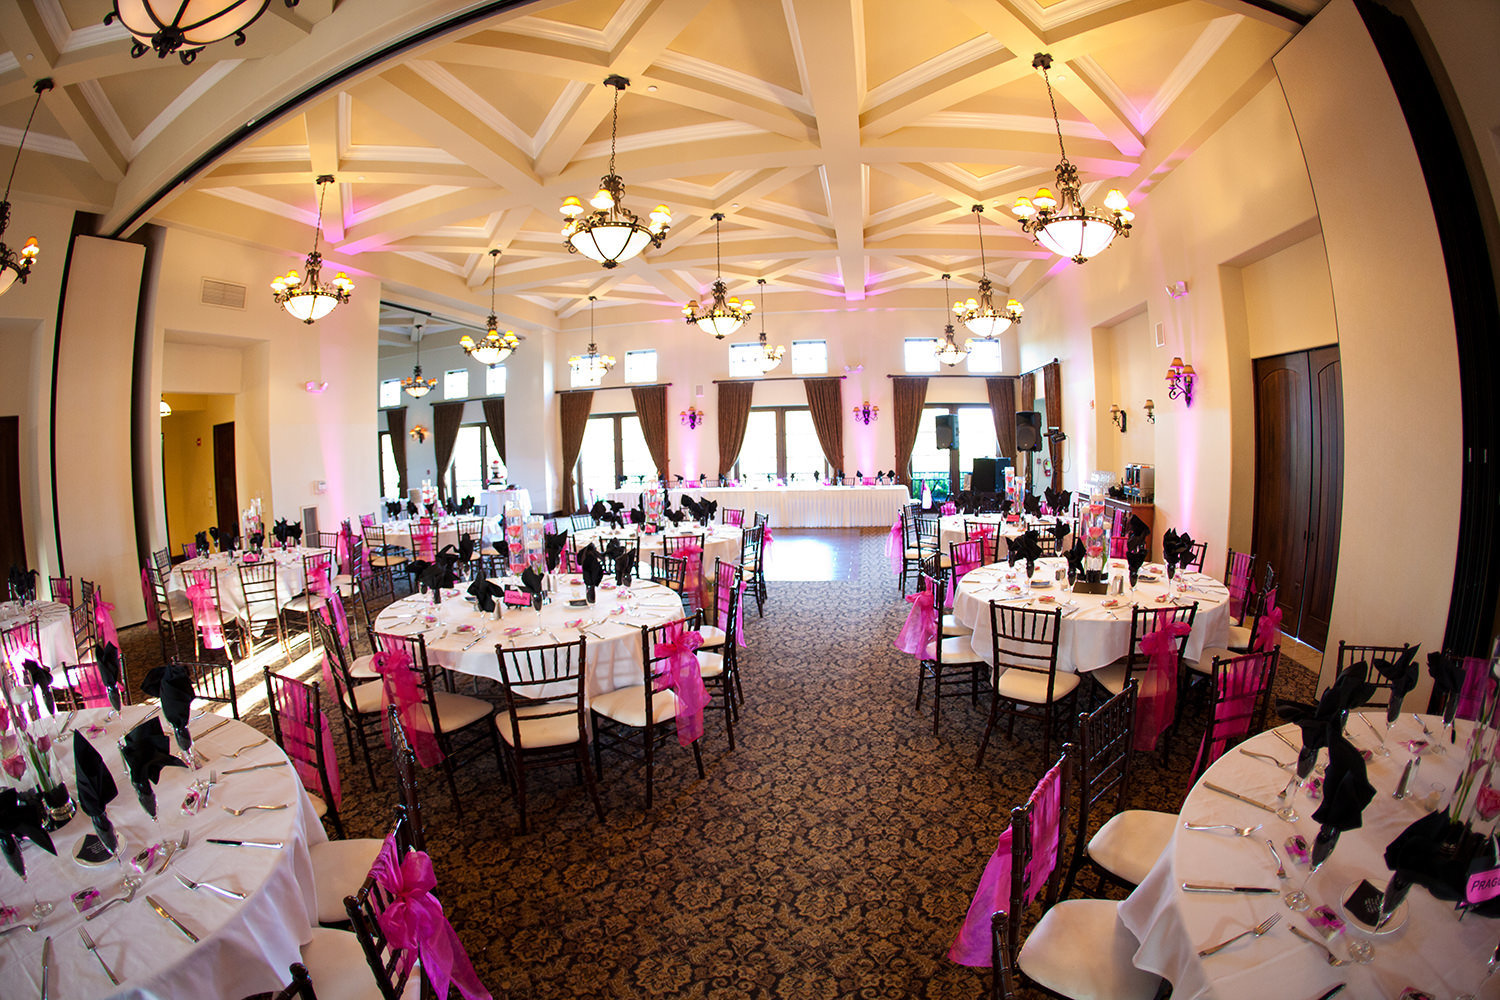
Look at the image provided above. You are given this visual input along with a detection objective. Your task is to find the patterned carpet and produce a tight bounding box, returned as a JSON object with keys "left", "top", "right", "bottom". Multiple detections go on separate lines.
{"left": 117, "top": 530, "right": 1319, "bottom": 999}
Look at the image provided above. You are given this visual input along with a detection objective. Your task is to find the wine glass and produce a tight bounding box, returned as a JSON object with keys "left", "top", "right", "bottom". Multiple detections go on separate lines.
{"left": 1284, "top": 827, "right": 1338, "bottom": 912}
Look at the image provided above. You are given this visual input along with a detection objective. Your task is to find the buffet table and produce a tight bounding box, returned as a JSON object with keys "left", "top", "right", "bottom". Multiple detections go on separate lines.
{"left": 0, "top": 707, "right": 324, "bottom": 1000}
{"left": 605, "top": 484, "right": 909, "bottom": 528}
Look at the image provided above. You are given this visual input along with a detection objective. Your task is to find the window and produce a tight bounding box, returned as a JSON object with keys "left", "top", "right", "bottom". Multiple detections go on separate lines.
{"left": 732, "top": 407, "right": 829, "bottom": 482}
{"left": 443, "top": 423, "right": 504, "bottom": 501}
{"left": 791, "top": 339, "right": 827, "bottom": 375}
{"left": 904, "top": 337, "right": 939, "bottom": 373}
{"left": 379, "top": 379, "right": 401, "bottom": 408}
{"left": 736, "top": 411, "right": 778, "bottom": 480}
{"left": 575, "top": 414, "right": 654, "bottom": 506}
{"left": 486, "top": 365, "right": 507, "bottom": 396}
{"left": 727, "top": 342, "right": 761, "bottom": 378}
{"left": 784, "top": 409, "right": 826, "bottom": 478}
{"left": 624, "top": 349, "right": 656, "bottom": 383}
{"left": 379, "top": 432, "right": 400, "bottom": 498}
{"left": 443, "top": 368, "right": 469, "bottom": 400}
{"left": 908, "top": 403, "right": 1003, "bottom": 497}
{"left": 966, "top": 338, "right": 1004, "bottom": 373}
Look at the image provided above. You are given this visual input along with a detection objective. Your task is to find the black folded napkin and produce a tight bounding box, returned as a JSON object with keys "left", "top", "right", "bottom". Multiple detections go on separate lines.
{"left": 1049, "top": 520, "right": 1069, "bottom": 551}
{"left": 615, "top": 550, "right": 636, "bottom": 587}
{"left": 419, "top": 549, "right": 462, "bottom": 596}
{"left": 580, "top": 544, "right": 605, "bottom": 602}
{"left": 458, "top": 532, "right": 475, "bottom": 565}
{"left": 1162, "top": 528, "right": 1195, "bottom": 579}
{"left": 1327, "top": 661, "right": 1380, "bottom": 716}
{"left": 1313, "top": 735, "right": 1376, "bottom": 832}
{"left": 406, "top": 500, "right": 419, "bottom": 518}
{"left": 288, "top": 522, "right": 303, "bottom": 545}
{"left": 467, "top": 577, "right": 502, "bottom": 613}
{"left": 664, "top": 508, "right": 688, "bottom": 525}
{"left": 208, "top": 526, "right": 220, "bottom": 548}
{"left": 141, "top": 662, "right": 195, "bottom": 753}
{"left": 1044, "top": 487, "right": 1072, "bottom": 516}
{"left": 121, "top": 716, "right": 186, "bottom": 818}
{"left": 1007, "top": 531, "right": 1043, "bottom": 579}
{"left": 0, "top": 788, "right": 55, "bottom": 874}
{"left": 544, "top": 530, "right": 569, "bottom": 573}
{"left": 1128, "top": 514, "right": 1150, "bottom": 542}
{"left": 1384, "top": 810, "right": 1500, "bottom": 916}
{"left": 590, "top": 500, "right": 608, "bottom": 523}
{"left": 22, "top": 660, "right": 53, "bottom": 715}
{"left": 220, "top": 531, "right": 237, "bottom": 554}
{"left": 1126, "top": 537, "right": 1147, "bottom": 588}
{"left": 423, "top": 502, "right": 435, "bottom": 517}
{"left": 385, "top": 500, "right": 401, "bottom": 519}
{"left": 520, "top": 565, "right": 545, "bottom": 611}
{"left": 999, "top": 497, "right": 1013, "bottom": 518}
{"left": 1065, "top": 537, "right": 1086, "bottom": 584}
{"left": 73, "top": 730, "right": 118, "bottom": 854}
{"left": 1374, "top": 646, "right": 1420, "bottom": 724}
{"left": 97, "top": 641, "right": 123, "bottom": 712}
{"left": 632, "top": 494, "right": 647, "bottom": 526}
{"left": 8, "top": 564, "right": 29, "bottom": 601}
{"left": 250, "top": 531, "right": 264, "bottom": 551}
{"left": 491, "top": 538, "right": 509, "bottom": 561}
{"left": 1427, "top": 650, "right": 1466, "bottom": 728}
{"left": 195, "top": 530, "right": 210, "bottom": 553}
{"left": 1022, "top": 494, "right": 1040, "bottom": 518}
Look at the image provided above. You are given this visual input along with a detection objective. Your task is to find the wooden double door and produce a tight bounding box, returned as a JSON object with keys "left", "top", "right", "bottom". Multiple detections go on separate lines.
{"left": 1251, "top": 346, "right": 1343, "bottom": 649}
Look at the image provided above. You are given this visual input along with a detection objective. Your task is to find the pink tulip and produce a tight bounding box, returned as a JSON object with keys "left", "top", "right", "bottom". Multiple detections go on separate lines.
{"left": 1, "top": 754, "right": 24, "bottom": 780}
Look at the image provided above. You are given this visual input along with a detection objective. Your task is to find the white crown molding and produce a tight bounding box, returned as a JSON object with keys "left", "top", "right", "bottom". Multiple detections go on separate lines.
{"left": 342, "top": 144, "right": 465, "bottom": 164}
{"left": 348, "top": 185, "right": 464, "bottom": 226}
{"left": 916, "top": 112, "right": 1108, "bottom": 142}
{"left": 77, "top": 79, "right": 133, "bottom": 155}
{"left": 1028, "top": 0, "right": 1134, "bottom": 33}
{"left": 1138, "top": 15, "right": 1241, "bottom": 133}
{"left": 220, "top": 144, "right": 306, "bottom": 164}
{"left": 409, "top": 59, "right": 536, "bottom": 160}
{"left": 500, "top": 0, "right": 651, "bottom": 51}
{"left": 928, "top": 162, "right": 1040, "bottom": 191}
{"left": 0, "top": 53, "right": 19, "bottom": 76}
{"left": 865, "top": 35, "right": 1006, "bottom": 111}
{"left": 1070, "top": 55, "right": 1142, "bottom": 134}
{"left": 579, "top": 121, "right": 765, "bottom": 160}
{"left": 0, "top": 126, "right": 85, "bottom": 161}
{"left": 652, "top": 51, "right": 811, "bottom": 116}
{"left": 533, "top": 78, "right": 587, "bottom": 162}
{"left": 203, "top": 185, "right": 316, "bottom": 225}
{"left": 131, "top": 60, "right": 241, "bottom": 159}
{"left": 866, "top": 193, "right": 948, "bottom": 227}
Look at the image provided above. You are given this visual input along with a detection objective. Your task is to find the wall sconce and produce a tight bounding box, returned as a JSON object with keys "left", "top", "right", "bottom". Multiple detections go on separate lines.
{"left": 1108, "top": 403, "right": 1127, "bottom": 433}
{"left": 1165, "top": 358, "right": 1196, "bottom": 406}
{"left": 680, "top": 405, "right": 705, "bottom": 429}
{"left": 410, "top": 425, "right": 429, "bottom": 443}
{"left": 159, "top": 398, "right": 172, "bottom": 417}
{"left": 852, "top": 401, "right": 879, "bottom": 425}
{"left": 1143, "top": 398, "right": 1155, "bottom": 424}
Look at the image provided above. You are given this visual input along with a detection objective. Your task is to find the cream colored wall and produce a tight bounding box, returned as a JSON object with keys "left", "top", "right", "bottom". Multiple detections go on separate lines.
{"left": 1107, "top": 310, "right": 1158, "bottom": 472}
{"left": 1242, "top": 234, "right": 1339, "bottom": 359}
{"left": 160, "top": 394, "right": 235, "bottom": 554}
{"left": 1276, "top": 0, "right": 1462, "bottom": 689}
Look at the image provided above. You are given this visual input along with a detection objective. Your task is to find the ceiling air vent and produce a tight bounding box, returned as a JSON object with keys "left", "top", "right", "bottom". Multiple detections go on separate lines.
{"left": 201, "top": 277, "right": 247, "bottom": 310}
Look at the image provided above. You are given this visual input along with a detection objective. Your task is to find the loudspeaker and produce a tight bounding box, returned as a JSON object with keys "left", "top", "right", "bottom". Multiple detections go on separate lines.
{"left": 971, "top": 458, "right": 998, "bottom": 493}
{"left": 935, "top": 413, "right": 958, "bottom": 450}
{"left": 1016, "top": 411, "right": 1043, "bottom": 451}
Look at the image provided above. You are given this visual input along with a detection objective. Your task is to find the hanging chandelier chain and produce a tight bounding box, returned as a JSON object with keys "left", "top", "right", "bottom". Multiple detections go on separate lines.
{"left": 1037, "top": 55, "right": 1069, "bottom": 166}
{"left": 714, "top": 213, "right": 723, "bottom": 275}
{"left": 309, "top": 175, "right": 333, "bottom": 257}
{"left": 942, "top": 273, "right": 952, "bottom": 313}
{"left": 5, "top": 80, "right": 52, "bottom": 204}
{"left": 608, "top": 83, "right": 620, "bottom": 177}
{"left": 588, "top": 294, "right": 598, "bottom": 352}
{"left": 973, "top": 206, "right": 988, "bottom": 277}
{"left": 488, "top": 248, "right": 500, "bottom": 313}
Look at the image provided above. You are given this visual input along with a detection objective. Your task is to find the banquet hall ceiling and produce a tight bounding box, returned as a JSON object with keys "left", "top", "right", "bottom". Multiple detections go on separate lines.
{"left": 0, "top": 0, "right": 1326, "bottom": 335}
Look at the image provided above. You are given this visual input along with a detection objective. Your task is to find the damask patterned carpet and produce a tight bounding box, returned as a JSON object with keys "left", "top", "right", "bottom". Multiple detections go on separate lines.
{"left": 118, "top": 530, "right": 1319, "bottom": 999}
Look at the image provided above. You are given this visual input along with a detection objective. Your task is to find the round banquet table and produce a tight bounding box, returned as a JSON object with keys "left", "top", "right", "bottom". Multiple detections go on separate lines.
{"left": 0, "top": 706, "right": 325, "bottom": 1000}
{"left": 1118, "top": 714, "right": 1500, "bottom": 1000}
{"left": 573, "top": 523, "right": 742, "bottom": 573}
{"left": 373, "top": 578, "right": 688, "bottom": 701}
{"left": 950, "top": 559, "right": 1231, "bottom": 674}
{"left": 375, "top": 516, "right": 499, "bottom": 554}
{"left": 167, "top": 547, "right": 330, "bottom": 619}
{"left": 0, "top": 600, "right": 78, "bottom": 670}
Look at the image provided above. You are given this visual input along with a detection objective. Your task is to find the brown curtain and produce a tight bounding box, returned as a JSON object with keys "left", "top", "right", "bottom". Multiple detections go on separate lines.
{"left": 1019, "top": 372, "right": 1036, "bottom": 494}
{"left": 631, "top": 384, "right": 670, "bottom": 480}
{"left": 481, "top": 397, "right": 506, "bottom": 465}
{"left": 985, "top": 377, "right": 1017, "bottom": 466}
{"left": 1043, "top": 361, "right": 1063, "bottom": 492}
{"left": 891, "top": 376, "right": 928, "bottom": 486}
{"left": 803, "top": 377, "right": 845, "bottom": 474}
{"left": 559, "top": 391, "right": 594, "bottom": 513}
{"left": 716, "top": 381, "right": 754, "bottom": 478}
{"left": 386, "top": 406, "right": 408, "bottom": 498}
{"left": 431, "top": 401, "right": 465, "bottom": 501}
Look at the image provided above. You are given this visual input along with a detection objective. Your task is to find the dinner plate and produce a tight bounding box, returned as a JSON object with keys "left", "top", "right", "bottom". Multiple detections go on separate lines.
{"left": 1338, "top": 881, "right": 1408, "bottom": 935}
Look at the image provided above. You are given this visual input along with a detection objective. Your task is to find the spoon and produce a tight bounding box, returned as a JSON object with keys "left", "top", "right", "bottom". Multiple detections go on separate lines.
{"left": 1266, "top": 838, "right": 1288, "bottom": 879}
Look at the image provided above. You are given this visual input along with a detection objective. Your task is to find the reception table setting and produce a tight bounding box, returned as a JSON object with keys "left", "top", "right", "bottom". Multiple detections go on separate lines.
{"left": 605, "top": 482, "right": 908, "bottom": 528}
{"left": 0, "top": 600, "right": 78, "bottom": 673}
{"left": 166, "top": 546, "right": 333, "bottom": 619}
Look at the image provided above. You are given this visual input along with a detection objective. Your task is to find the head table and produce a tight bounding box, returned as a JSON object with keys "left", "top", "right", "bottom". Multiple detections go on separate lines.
{"left": 1119, "top": 714, "right": 1500, "bottom": 999}
{"left": 950, "top": 559, "right": 1231, "bottom": 673}
{"left": 373, "top": 578, "right": 687, "bottom": 701}
{"left": 604, "top": 483, "right": 910, "bottom": 529}
{"left": 0, "top": 707, "right": 324, "bottom": 1000}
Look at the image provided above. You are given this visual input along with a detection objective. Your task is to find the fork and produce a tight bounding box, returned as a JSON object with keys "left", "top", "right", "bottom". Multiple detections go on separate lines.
{"left": 1266, "top": 838, "right": 1288, "bottom": 879}
{"left": 78, "top": 927, "right": 120, "bottom": 985}
{"left": 1183, "top": 822, "right": 1263, "bottom": 837}
{"left": 1239, "top": 748, "right": 1293, "bottom": 769}
{"left": 1289, "top": 925, "right": 1348, "bottom": 965}
{"left": 1198, "top": 913, "right": 1281, "bottom": 957}
{"left": 223, "top": 803, "right": 288, "bottom": 815}
{"left": 222, "top": 738, "right": 268, "bottom": 759}
{"left": 174, "top": 870, "right": 246, "bottom": 901}
{"left": 158, "top": 830, "right": 189, "bottom": 873}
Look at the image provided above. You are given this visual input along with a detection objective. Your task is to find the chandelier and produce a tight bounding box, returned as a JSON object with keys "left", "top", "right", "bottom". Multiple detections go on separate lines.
{"left": 105, "top": 0, "right": 295, "bottom": 65}
{"left": 955, "top": 205, "right": 1023, "bottom": 336}
{"left": 401, "top": 322, "right": 436, "bottom": 398}
{"left": 560, "top": 76, "right": 670, "bottom": 268}
{"left": 0, "top": 80, "right": 52, "bottom": 298}
{"left": 1012, "top": 53, "right": 1134, "bottom": 264}
{"left": 568, "top": 296, "right": 616, "bottom": 387}
{"left": 461, "top": 249, "right": 521, "bottom": 366}
{"left": 271, "top": 175, "right": 353, "bottom": 323}
{"left": 683, "top": 213, "right": 752, "bottom": 338}
{"left": 934, "top": 274, "right": 968, "bottom": 368}
{"left": 752, "top": 278, "right": 785, "bottom": 373}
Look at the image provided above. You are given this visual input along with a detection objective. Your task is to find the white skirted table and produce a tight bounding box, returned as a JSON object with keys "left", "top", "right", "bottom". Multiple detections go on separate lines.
{"left": 166, "top": 548, "right": 330, "bottom": 619}
{"left": 375, "top": 516, "right": 501, "bottom": 554}
{"left": 0, "top": 707, "right": 325, "bottom": 1000}
{"left": 0, "top": 600, "right": 79, "bottom": 669}
{"left": 605, "top": 484, "right": 910, "bottom": 528}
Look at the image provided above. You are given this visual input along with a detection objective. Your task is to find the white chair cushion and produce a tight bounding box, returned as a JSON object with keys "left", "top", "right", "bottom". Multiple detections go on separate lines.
{"left": 160, "top": 594, "right": 194, "bottom": 622}
{"left": 696, "top": 651, "right": 725, "bottom": 678}
{"left": 410, "top": 692, "right": 493, "bottom": 734}
{"left": 301, "top": 927, "right": 419, "bottom": 1000}
{"left": 369, "top": 554, "right": 407, "bottom": 568}
{"left": 349, "top": 653, "right": 379, "bottom": 680}
{"left": 698, "top": 625, "right": 728, "bottom": 648}
{"left": 336, "top": 580, "right": 362, "bottom": 598}
{"left": 496, "top": 703, "right": 584, "bottom": 749}
{"left": 346, "top": 680, "right": 383, "bottom": 714}
{"left": 308, "top": 791, "right": 329, "bottom": 821}
{"left": 924, "top": 636, "right": 986, "bottom": 665}
{"left": 1088, "top": 809, "right": 1178, "bottom": 886}
{"left": 284, "top": 594, "right": 328, "bottom": 613}
{"left": 309, "top": 837, "right": 383, "bottom": 924}
{"left": 1185, "top": 647, "right": 1236, "bottom": 675}
{"left": 993, "top": 667, "right": 1080, "bottom": 705}
{"left": 1227, "top": 624, "right": 1253, "bottom": 650}
{"left": 1091, "top": 661, "right": 1127, "bottom": 696}
{"left": 941, "top": 613, "right": 971, "bottom": 637}
{"left": 903, "top": 547, "right": 923, "bottom": 559}
{"left": 241, "top": 606, "right": 283, "bottom": 623}
{"left": 1018, "top": 899, "right": 1161, "bottom": 1000}
{"left": 591, "top": 684, "right": 679, "bottom": 728}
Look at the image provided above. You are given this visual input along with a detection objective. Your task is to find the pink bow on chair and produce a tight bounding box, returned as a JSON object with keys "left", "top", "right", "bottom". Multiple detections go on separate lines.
{"left": 139, "top": 569, "right": 159, "bottom": 632}
{"left": 886, "top": 519, "right": 905, "bottom": 577}
{"left": 185, "top": 571, "right": 224, "bottom": 650}
{"left": 94, "top": 595, "right": 120, "bottom": 650}
{"left": 893, "top": 585, "right": 937, "bottom": 659}
{"left": 1135, "top": 612, "right": 1192, "bottom": 751}
{"left": 373, "top": 647, "right": 443, "bottom": 767}
{"left": 1253, "top": 604, "right": 1284, "bottom": 653}
{"left": 941, "top": 501, "right": 957, "bottom": 515}
{"left": 369, "top": 836, "right": 492, "bottom": 1000}
{"left": 652, "top": 625, "right": 709, "bottom": 747}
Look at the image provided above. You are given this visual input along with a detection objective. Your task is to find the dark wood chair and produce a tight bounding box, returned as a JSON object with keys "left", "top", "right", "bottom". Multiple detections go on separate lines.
{"left": 1334, "top": 640, "right": 1412, "bottom": 709}
{"left": 976, "top": 602, "right": 1075, "bottom": 766}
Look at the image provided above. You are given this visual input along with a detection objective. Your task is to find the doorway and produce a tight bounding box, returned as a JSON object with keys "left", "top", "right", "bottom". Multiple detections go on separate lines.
{"left": 213, "top": 422, "right": 238, "bottom": 539}
{"left": 1251, "top": 346, "right": 1343, "bottom": 649}
{"left": 161, "top": 394, "right": 238, "bottom": 556}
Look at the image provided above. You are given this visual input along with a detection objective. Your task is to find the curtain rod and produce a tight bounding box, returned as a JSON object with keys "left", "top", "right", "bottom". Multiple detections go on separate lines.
{"left": 711, "top": 375, "right": 846, "bottom": 384}
{"left": 554, "top": 381, "right": 673, "bottom": 396}
{"left": 881, "top": 358, "right": 1058, "bottom": 380}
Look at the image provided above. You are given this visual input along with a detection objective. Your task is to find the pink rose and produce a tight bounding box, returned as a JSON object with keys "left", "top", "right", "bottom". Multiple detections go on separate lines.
{"left": 1, "top": 754, "right": 24, "bottom": 780}
{"left": 0, "top": 704, "right": 8, "bottom": 733}
{"left": 34, "top": 734, "right": 50, "bottom": 755}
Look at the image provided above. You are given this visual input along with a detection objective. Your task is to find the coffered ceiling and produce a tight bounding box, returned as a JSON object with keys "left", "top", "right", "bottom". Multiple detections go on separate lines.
{"left": 0, "top": 0, "right": 1325, "bottom": 338}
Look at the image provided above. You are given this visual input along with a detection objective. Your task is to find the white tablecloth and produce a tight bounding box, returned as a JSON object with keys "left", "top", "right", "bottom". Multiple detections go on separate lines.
{"left": 605, "top": 485, "right": 910, "bottom": 528}
{"left": 482, "top": 488, "right": 531, "bottom": 518}
{"left": 0, "top": 707, "right": 325, "bottom": 1000}
{"left": 0, "top": 600, "right": 78, "bottom": 669}
{"left": 166, "top": 548, "right": 329, "bottom": 619}
{"left": 951, "top": 560, "right": 1230, "bottom": 673}
{"left": 373, "top": 580, "right": 685, "bottom": 701}
{"left": 1119, "top": 715, "right": 1499, "bottom": 1000}
{"left": 573, "top": 524, "right": 742, "bottom": 574}
{"left": 375, "top": 517, "right": 500, "bottom": 554}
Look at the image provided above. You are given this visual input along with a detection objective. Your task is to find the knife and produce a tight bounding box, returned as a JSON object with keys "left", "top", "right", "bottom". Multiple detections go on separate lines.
{"left": 1181, "top": 883, "right": 1280, "bottom": 894}
{"left": 1311, "top": 985, "right": 1345, "bottom": 1000}
{"left": 146, "top": 894, "right": 200, "bottom": 942}
{"left": 1203, "top": 782, "right": 1278, "bottom": 813}
{"left": 221, "top": 761, "right": 288, "bottom": 775}
{"left": 40, "top": 936, "right": 51, "bottom": 1000}
{"left": 208, "top": 837, "right": 284, "bottom": 849}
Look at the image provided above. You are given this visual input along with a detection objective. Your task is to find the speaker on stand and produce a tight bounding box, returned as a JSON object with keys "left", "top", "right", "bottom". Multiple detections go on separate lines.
{"left": 935, "top": 414, "right": 958, "bottom": 450}
{"left": 1016, "top": 411, "right": 1042, "bottom": 452}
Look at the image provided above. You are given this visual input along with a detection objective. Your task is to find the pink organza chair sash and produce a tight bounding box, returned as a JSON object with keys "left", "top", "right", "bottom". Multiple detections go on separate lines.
{"left": 1457, "top": 656, "right": 1496, "bottom": 722}
{"left": 894, "top": 579, "right": 938, "bottom": 659}
{"left": 723, "top": 510, "right": 744, "bottom": 527}
{"left": 1252, "top": 587, "right": 1281, "bottom": 653}
{"left": 139, "top": 568, "right": 159, "bottom": 632}
{"left": 886, "top": 517, "right": 906, "bottom": 577}
{"left": 184, "top": 543, "right": 198, "bottom": 559}
{"left": 94, "top": 595, "right": 120, "bottom": 651}
{"left": 413, "top": 520, "right": 437, "bottom": 561}
{"left": 275, "top": 668, "right": 342, "bottom": 809}
{"left": 1108, "top": 509, "right": 1129, "bottom": 558}
{"left": 967, "top": 521, "right": 998, "bottom": 563}
{"left": 185, "top": 570, "right": 225, "bottom": 650}
{"left": 373, "top": 640, "right": 443, "bottom": 767}
{"left": 941, "top": 501, "right": 957, "bottom": 515}
{"left": 369, "top": 834, "right": 492, "bottom": 1000}
{"left": 947, "top": 760, "right": 1064, "bottom": 966}
{"left": 1135, "top": 611, "right": 1192, "bottom": 751}
{"left": 68, "top": 661, "right": 112, "bottom": 709}
{"left": 673, "top": 541, "right": 705, "bottom": 602}
{"left": 1226, "top": 551, "right": 1254, "bottom": 620}
{"left": 53, "top": 579, "right": 73, "bottom": 606}
{"left": 713, "top": 564, "right": 747, "bottom": 647}
{"left": 360, "top": 513, "right": 376, "bottom": 528}
{"left": 652, "top": 621, "right": 709, "bottom": 747}
{"left": 1191, "top": 651, "right": 1273, "bottom": 777}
